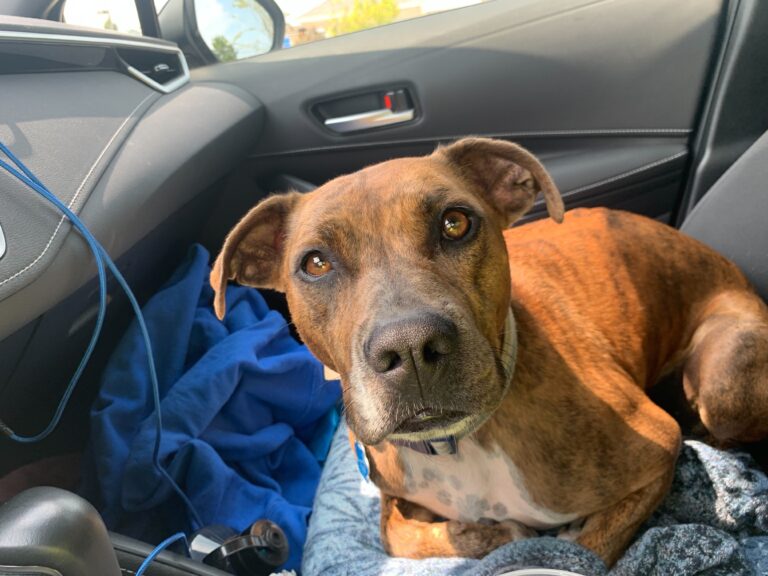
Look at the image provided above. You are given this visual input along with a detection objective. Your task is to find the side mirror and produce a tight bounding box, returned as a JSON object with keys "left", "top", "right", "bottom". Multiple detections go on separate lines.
{"left": 159, "top": 0, "right": 285, "bottom": 66}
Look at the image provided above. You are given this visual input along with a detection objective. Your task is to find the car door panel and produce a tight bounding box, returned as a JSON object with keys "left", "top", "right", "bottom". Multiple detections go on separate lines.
{"left": 196, "top": 0, "right": 721, "bottom": 223}
{"left": 251, "top": 134, "right": 689, "bottom": 219}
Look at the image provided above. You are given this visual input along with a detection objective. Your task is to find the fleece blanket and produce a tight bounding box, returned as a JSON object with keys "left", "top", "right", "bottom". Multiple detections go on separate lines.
{"left": 304, "top": 421, "right": 768, "bottom": 576}
{"left": 81, "top": 245, "right": 341, "bottom": 571}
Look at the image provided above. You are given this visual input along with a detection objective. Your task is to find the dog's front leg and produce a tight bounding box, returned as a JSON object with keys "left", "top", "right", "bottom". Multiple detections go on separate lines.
{"left": 574, "top": 466, "right": 675, "bottom": 567}
{"left": 380, "top": 494, "right": 535, "bottom": 559}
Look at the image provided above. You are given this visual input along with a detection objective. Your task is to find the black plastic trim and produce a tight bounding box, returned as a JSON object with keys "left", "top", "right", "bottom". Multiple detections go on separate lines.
{"left": 250, "top": 129, "right": 692, "bottom": 159}
{"left": 135, "top": 0, "right": 161, "bottom": 38}
{"left": 676, "top": 0, "right": 768, "bottom": 223}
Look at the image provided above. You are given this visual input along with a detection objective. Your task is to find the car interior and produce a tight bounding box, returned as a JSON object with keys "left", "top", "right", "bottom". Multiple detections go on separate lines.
{"left": 1, "top": 0, "right": 768, "bottom": 574}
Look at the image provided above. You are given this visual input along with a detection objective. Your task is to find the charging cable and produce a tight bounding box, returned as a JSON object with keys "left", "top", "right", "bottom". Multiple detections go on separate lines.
{"left": 135, "top": 532, "right": 188, "bottom": 576}
{"left": 0, "top": 142, "right": 203, "bottom": 531}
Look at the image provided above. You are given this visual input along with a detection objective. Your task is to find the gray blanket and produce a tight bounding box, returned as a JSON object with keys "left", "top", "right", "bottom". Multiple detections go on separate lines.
{"left": 303, "top": 421, "right": 768, "bottom": 576}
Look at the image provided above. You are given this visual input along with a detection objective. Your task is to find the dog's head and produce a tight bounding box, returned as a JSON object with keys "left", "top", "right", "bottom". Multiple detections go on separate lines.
{"left": 211, "top": 138, "right": 563, "bottom": 444}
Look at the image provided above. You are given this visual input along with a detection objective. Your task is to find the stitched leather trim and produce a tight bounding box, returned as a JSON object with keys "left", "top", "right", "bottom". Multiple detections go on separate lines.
{"left": 250, "top": 129, "right": 693, "bottom": 158}
{"left": 561, "top": 150, "right": 688, "bottom": 197}
{"left": 0, "top": 92, "right": 156, "bottom": 288}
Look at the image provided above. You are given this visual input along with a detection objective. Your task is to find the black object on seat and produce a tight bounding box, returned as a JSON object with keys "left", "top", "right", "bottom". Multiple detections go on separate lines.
{"left": 0, "top": 487, "right": 121, "bottom": 576}
{"left": 682, "top": 130, "right": 768, "bottom": 300}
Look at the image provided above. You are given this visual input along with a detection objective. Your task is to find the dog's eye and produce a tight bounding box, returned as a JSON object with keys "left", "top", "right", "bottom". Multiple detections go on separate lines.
{"left": 442, "top": 210, "right": 471, "bottom": 241}
{"left": 302, "top": 251, "right": 333, "bottom": 277}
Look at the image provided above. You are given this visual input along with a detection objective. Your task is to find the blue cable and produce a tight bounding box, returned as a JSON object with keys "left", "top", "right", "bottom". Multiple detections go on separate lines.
{"left": 0, "top": 155, "right": 108, "bottom": 443}
{"left": 0, "top": 142, "right": 203, "bottom": 531}
{"left": 135, "top": 532, "right": 188, "bottom": 576}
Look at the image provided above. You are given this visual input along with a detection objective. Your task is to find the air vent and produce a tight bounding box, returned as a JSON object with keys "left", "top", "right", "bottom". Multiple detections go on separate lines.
{"left": 116, "top": 46, "right": 189, "bottom": 94}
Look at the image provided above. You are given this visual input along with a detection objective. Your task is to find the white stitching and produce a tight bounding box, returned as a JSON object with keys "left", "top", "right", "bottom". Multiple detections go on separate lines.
{"left": 0, "top": 92, "right": 155, "bottom": 288}
{"left": 562, "top": 150, "right": 689, "bottom": 197}
{"left": 251, "top": 129, "right": 692, "bottom": 158}
{"left": 495, "top": 129, "right": 691, "bottom": 136}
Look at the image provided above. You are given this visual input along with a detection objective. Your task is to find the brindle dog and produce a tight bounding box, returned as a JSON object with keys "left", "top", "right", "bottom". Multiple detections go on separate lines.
{"left": 210, "top": 138, "right": 768, "bottom": 566}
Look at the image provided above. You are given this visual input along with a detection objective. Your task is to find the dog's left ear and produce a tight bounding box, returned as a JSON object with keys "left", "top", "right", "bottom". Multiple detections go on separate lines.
{"left": 436, "top": 137, "right": 564, "bottom": 225}
{"left": 210, "top": 192, "right": 301, "bottom": 320}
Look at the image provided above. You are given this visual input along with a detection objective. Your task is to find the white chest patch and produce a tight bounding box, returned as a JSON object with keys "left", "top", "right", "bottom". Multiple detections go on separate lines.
{"left": 397, "top": 438, "right": 578, "bottom": 529}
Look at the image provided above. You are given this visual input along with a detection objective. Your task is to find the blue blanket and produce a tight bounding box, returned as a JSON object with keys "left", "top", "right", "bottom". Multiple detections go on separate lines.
{"left": 81, "top": 245, "right": 341, "bottom": 571}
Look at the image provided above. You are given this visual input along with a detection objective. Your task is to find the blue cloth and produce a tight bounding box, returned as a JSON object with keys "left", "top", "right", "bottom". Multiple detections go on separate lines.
{"left": 81, "top": 245, "right": 341, "bottom": 571}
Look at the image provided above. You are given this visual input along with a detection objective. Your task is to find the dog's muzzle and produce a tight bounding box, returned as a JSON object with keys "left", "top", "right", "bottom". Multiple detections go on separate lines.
{"left": 386, "top": 307, "right": 518, "bottom": 455}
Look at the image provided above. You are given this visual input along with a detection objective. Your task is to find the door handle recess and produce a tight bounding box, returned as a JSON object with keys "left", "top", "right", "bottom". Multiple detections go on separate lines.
{"left": 324, "top": 108, "right": 415, "bottom": 134}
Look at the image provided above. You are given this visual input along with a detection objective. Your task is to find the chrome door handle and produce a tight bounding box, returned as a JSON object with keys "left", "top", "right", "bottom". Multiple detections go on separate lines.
{"left": 324, "top": 108, "right": 415, "bottom": 134}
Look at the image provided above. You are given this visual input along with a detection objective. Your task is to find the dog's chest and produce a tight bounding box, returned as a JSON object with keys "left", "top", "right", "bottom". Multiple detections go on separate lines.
{"left": 395, "top": 438, "right": 577, "bottom": 529}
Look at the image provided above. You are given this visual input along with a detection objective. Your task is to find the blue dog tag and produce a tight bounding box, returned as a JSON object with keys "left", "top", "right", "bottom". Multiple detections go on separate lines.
{"left": 354, "top": 440, "right": 371, "bottom": 482}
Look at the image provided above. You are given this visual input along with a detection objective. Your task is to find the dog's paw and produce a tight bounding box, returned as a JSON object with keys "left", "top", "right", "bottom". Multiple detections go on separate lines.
{"left": 500, "top": 519, "right": 538, "bottom": 541}
{"left": 445, "top": 519, "right": 536, "bottom": 558}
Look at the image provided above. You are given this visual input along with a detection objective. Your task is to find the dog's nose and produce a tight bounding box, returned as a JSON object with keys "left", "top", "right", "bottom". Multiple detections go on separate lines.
{"left": 364, "top": 313, "right": 459, "bottom": 383}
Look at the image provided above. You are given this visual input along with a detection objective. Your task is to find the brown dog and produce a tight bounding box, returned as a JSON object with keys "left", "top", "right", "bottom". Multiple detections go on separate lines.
{"left": 210, "top": 138, "right": 768, "bottom": 566}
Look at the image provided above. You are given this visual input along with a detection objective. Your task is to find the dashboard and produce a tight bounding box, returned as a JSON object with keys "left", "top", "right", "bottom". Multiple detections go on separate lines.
{"left": 0, "top": 17, "right": 264, "bottom": 341}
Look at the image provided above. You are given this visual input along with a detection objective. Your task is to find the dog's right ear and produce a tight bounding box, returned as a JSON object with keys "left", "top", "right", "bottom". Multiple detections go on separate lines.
{"left": 210, "top": 192, "right": 301, "bottom": 320}
{"left": 436, "top": 137, "right": 564, "bottom": 226}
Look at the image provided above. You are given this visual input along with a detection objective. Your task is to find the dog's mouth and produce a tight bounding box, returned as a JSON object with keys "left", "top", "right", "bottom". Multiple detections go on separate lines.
{"left": 392, "top": 408, "right": 470, "bottom": 436}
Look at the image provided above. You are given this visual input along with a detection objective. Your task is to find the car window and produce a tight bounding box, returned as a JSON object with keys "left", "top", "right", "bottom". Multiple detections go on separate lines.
{"left": 63, "top": 0, "right": 489, "bottom": 58}
{"left": 281, "top": 0, "right": 486, "bottom": 48}
{"left": 62, "top": 0, "right": 169, "bottom": 36}
{"left": 195, "top": 0, "right": 487, "bottom": 56}
{"left": 194, "top": 0, "right": 276, "bottom": 60}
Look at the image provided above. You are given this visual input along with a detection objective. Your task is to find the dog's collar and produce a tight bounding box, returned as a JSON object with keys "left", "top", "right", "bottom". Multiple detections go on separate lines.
{"left": 355, "top": 308, "right": 517, "bottom": 470}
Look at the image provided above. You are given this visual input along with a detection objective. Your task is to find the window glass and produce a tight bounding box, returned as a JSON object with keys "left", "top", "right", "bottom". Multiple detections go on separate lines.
{"left": 62, "top": 0, "right": 145, "bottom": 36}
{"left": 281, "top": 0, "right": 486, "bottom": 48}
{"left": 194, "top": 0, "right": 275, "bottom": 61}
{"left": 62, "top": 0, "right": 488, "bottom": 56}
